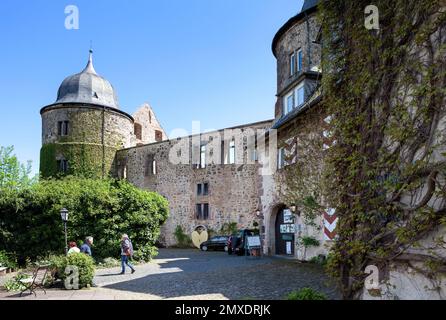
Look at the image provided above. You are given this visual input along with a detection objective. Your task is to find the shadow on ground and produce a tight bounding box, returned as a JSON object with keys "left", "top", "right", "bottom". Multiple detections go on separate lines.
{"left": 101, "top": 249, "right": 341, "bottom": 300}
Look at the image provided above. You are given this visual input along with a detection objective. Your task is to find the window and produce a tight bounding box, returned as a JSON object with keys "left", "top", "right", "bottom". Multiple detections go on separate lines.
{"left": 296, "top": 85, "right": 305, "bottom": 107}
{"left": 196, "top": 203, "right": 210, "bottom": 220}
{"left": 200, "top": 145, "right": 206, "bottom": 169}
{"left": 134, "top": 123, "right": 142, "bottom": 140}
{"left": 57, "top": 159, "right": 68, "bottom": 173}
{"left": 197, "top": 183, "right": 209, "bottom": 196}
{"left": 283, "top": 82, "right": 306, "bottom": 116}
{"left": 155, "top": 130, "right": 163, "bottom": 142}
{"left": 290, "top": 52, "right": 296, "bottom": 76}
{"left": 277, "top": 148, "right": 285, "bottom": 169}
{"left": 152, "top": 160, "right": 157, "bottom": 175}
{"left": 228, "top": 140, "right": 235, "bottom": 164}
{"left": 297, "top": 49, "right": 303, "bottom": 72}
{"left": 287, "top": 93, "right": 295, "bottom": 113}
{"left": 57, "top": 121, "right": 69, "bottom": 136}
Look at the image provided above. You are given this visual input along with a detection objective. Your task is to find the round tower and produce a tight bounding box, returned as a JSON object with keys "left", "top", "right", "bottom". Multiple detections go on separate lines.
{"left": 40, "top": 50, "right": 135, "bottom": 178}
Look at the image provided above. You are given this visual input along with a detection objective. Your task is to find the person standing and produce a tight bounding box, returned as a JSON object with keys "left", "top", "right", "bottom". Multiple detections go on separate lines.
{"left": 120, "top": 234, "right": 135, "bottom": 274}
{"left": 80, "top": 236, "right": 93, "bottom": 256}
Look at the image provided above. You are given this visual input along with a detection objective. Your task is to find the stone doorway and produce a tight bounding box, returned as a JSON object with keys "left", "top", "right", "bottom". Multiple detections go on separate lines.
{"left": 274, "top": 207, "right": 295, "bottom": 255}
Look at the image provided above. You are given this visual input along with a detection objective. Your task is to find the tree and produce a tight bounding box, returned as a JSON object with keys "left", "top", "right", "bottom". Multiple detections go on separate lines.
{"left": 0, "top": 146, "right": 35, "bottom": 189}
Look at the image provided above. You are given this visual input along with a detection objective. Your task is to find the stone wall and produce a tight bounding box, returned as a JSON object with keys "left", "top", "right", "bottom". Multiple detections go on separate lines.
{"left": 274, "top": 14, "right": 321, "bottom": 101}
{"left": 115, "top": 120, "right": 272, "bottom": 246}
{"left": 40, "top": 104, "right": 135, "bottom": 177}
{"left": 133, "top": 103, "right": 167, "bottom": 145}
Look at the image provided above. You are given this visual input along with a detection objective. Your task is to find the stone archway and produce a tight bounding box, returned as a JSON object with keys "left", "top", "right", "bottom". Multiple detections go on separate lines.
{"left": 265, "top": 203, "right": 287, "bottom": 256}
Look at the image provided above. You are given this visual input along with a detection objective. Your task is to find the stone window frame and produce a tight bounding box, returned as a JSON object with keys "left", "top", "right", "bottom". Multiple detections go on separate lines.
{"left": 134, "top": 123, "right": 143, "bottom": 140}
{"left": 57, "top": 121, "right": 69, "bottom": 136}
{"left": 197, "top": 182, "right": 209, "bottom": 196}
{"left": 195, "top": 203, "right": 210, "bottom": 220}
{"left": 144, "top": 155, "right": 157, "bottom": 176}
{"left": 282, "top": 80, "right": 305, "bottom": 116}
{"left": 155, "top": 130, "right": 163, "bottom": 142}
{"left": 57, "top": 159, "right": 69, "bottom": 173}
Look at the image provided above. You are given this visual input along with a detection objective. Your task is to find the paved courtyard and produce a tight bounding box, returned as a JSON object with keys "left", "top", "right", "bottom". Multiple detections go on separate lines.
{"left": 0, "top": 249, "right": 341, "bottom": 300}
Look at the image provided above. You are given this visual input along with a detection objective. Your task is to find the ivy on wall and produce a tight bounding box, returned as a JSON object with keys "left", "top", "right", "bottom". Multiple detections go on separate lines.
{"left": 318, "top": 0, "right": 446, "bottom": 299}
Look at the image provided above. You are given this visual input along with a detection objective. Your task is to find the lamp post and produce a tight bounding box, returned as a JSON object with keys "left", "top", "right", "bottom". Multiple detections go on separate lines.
{"left": 60, "top": 208, "right": 69, "bottom": 255}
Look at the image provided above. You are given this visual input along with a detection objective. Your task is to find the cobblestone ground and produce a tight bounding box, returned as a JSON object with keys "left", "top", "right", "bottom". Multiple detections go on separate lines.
{"left": 0, "top": 249, "right": 341, "bottom": 300}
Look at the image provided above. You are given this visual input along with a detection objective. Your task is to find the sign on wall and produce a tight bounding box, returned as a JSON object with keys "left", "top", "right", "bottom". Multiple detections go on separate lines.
{"left": 283, "top": 209, "right": 294, "bottom": 223}
{"left": 323, "top": 208, "right": 338, "bottom": 240}
{"left": 280, "top": 224, "right": 296, "bottom": 234}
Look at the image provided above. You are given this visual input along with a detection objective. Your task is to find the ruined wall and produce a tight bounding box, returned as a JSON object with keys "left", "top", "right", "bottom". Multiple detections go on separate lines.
{"left": 133, "top": 103, "right": 167, "bottom": 145}
{"left": 115, "top": 120, "right": 272, "bottom": 246}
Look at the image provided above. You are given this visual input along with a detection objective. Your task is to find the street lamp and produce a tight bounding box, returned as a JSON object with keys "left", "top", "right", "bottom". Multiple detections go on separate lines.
{"left": 60, "top": 208, "right": 69, "bottom": 255}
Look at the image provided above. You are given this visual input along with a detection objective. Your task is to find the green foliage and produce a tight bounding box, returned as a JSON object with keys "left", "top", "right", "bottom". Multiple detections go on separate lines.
{"left": 0, "top": 177, "right": 169, "bottom": 264}
{"left": 40, "top": 143, "right": 118, "bottom": 179}
{"left": 299, "top": 236, "right": 320, "bottom": 248}
{"left": 286, "top": 287, "right": 327, "bottom": 300}
{"left": 0, "top": 250, "right": 18, "bottom": 269}
{"left": 319, "top": 0, "right": 446, "bottom": 298}
{"left": 97, "top": 257, "right": 121, "bottom": 269}
{"left": 309, "top": 254, "right": 327, "bottom": 266}
{"left": 220, "top": 222, "right": 238, "bottom": 235}
{"left": 49, "top": 253, "right": 96, "bottom": 288}
{"left": 0, "top": 146, "right": 36, "bottom": 189}
{"left": 4, "top": 273, "right": 31, "bottom": 292}
{"left": 173, "top": 225, "right": 193, "bottom": 248}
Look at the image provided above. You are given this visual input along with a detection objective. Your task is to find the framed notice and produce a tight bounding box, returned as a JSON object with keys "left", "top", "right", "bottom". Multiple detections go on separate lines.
{"left": 247, "top": 236, "right": 261, "bottom": 248}
{"left": 286, "top": 241, "right": 292, "bottom": 255}
{"left": 283, "top": 209, "right": 294, "bottom": 223}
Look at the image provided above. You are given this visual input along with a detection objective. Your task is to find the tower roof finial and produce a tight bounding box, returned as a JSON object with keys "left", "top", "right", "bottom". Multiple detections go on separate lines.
{"left": 83, "top": 44, "right": 96, "bottom": 74}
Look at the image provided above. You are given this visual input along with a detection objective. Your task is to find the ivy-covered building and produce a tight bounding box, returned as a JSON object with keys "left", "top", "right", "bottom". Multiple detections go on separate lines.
{"left": 40, "top": 50, "right": 166, "bottom": 178}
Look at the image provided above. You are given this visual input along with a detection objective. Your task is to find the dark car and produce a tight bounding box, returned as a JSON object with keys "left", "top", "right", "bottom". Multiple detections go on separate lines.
{"left": 227, "top": 229, "right": 258, "bottom": 256}
{"left": 200, "top": 236, "right": 229, "bottom": 252}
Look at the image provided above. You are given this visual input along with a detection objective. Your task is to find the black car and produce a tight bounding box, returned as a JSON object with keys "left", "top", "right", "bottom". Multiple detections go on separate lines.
{"left": 227, "top": 229, "right": 258, "bottom": 255}
{"left": 200, "top": 236, "right": 229, "bottom": 252}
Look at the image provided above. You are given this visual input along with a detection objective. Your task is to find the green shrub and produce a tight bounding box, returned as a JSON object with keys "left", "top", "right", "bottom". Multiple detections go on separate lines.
{"left": 300, "top": 236, "right": 320, "bottom": 248}
{"left": 97, "top": 257, "right": 121, "bottom": 268}
{"left": 0, "top": 250, "right": 18, "bottom": 269}
{"left": 0, "top": 177, "right": 169, "bottom": 264}
{"left": 173, "top": 225, "right": 193, "bottom": 248}
{"left": 220, "top": 222, "right": 238, "bottom": 235}
{"left": 287, "top": 287, "right": 327, "bottom": 300}
{"left": 4, "top": 273, "right": 31, "bottom": 292}
{"left": 49, "top": 253, "right": 95, "bottom": 289}
{"left": 309, "top": 254, "right": 327, "bottom": 265}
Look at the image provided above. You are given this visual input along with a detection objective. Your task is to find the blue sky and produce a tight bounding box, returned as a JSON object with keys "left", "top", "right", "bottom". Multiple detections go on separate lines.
{"left": 0, "top": 0, "right": 303, "bottom": 175}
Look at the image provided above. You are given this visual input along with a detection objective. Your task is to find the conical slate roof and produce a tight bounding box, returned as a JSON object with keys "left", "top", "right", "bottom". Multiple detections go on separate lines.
{"left": 54, "top": 50, "right": 119, "bottom": 109}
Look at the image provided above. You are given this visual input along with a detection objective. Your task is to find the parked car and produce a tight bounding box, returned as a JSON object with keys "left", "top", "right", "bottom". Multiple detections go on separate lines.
{"left": 227, "top": 229, "right": 258, "bottom": 256}
{"left": 200, "top": 236, "right": 229, "bottom": 252}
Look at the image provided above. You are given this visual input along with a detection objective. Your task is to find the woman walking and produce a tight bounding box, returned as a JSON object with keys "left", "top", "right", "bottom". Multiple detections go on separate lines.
{"left": 120, "top": 234, "right": 136, "bottom": 274}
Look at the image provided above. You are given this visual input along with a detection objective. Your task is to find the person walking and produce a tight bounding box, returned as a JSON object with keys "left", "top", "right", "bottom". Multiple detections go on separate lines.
{"left": 120, "top": 234, "right": 135, "bottom": 274}
{"left": 67, "top": 241, "right": 80, "bottom": 254}
{"left": 80, "top": 236, "right": 93, "bottom": 256}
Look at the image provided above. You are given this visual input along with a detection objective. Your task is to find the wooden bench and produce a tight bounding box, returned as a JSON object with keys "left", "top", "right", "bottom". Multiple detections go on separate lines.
{"left": 19, "top": 264, "right": 51, "bottom": 297}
